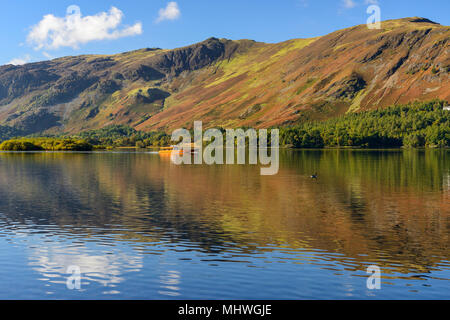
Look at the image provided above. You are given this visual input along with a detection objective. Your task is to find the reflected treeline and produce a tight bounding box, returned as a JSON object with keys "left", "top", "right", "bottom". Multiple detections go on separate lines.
{"left": 282, "top": 149, "right": 450, "bottom": 192}
{"left": 0, "top": 150, "right": 448, "bottom": 276}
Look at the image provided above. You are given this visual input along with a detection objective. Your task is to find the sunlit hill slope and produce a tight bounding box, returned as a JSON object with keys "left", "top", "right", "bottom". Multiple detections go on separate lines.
{"left": 0, "top": 17, "right": 448, "bottom": 135}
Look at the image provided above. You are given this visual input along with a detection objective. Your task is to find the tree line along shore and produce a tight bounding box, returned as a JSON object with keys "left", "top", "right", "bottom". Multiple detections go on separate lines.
{"left": 0, "top": 100, "right": 448, "bottom": 151}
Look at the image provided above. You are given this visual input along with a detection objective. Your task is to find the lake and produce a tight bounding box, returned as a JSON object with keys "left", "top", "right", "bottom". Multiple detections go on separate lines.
{"left": 0, "top": 149, "right": 448, "bottom": 299}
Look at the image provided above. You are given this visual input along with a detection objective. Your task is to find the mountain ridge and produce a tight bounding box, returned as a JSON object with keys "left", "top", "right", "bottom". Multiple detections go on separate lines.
{"left": 0, "top": 17, "right": 448, "bottom": 134}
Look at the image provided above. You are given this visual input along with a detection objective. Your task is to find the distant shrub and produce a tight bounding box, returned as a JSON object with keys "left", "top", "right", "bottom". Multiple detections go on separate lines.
{"left": 0, "top": 138, "right": 93, "bottom": 151}
{"left": 0, "top": 140, "right": 43, "bottom": 151}
{"left": 135, "top": 141, "right": 145, "bottom": 149}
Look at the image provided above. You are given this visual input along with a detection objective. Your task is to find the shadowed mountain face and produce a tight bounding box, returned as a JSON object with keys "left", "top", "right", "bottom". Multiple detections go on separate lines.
{"left": 0, "top": 17, "right": 448, "bottom": 134}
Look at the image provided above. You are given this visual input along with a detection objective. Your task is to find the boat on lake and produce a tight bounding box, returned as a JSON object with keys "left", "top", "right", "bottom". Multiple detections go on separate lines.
{"left": 158, "top": 146, "right": 183, "bottom": 155}
{"left": 158, "top": 143, "right": 200, "bottom": 156}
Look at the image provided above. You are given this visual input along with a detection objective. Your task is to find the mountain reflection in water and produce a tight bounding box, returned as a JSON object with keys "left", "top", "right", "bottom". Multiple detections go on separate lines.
{"left": 0, "top": 150, "right": 448, "bottom": 299}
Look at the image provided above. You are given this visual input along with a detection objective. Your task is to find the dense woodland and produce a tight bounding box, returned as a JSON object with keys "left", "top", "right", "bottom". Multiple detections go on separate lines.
{"left": 279, "top": 100, "right": 449, "bottom": 148}
{"left": 0, "top": 100, "right": 448, "bottom": 151}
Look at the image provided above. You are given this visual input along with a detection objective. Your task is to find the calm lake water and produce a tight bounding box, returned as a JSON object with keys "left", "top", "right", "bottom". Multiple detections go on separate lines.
{"left": 0, "top": 149, "right": 448, "bottom": 299}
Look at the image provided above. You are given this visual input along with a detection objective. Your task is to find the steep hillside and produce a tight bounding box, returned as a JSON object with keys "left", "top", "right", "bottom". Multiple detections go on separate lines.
{"left": 0, "top": 17, "right": 448, "bottom": 134}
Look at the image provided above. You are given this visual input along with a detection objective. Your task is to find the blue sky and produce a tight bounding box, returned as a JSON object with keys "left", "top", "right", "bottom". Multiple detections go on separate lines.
{"left": 1, "top": 0, "right": 449, "bottom": 65}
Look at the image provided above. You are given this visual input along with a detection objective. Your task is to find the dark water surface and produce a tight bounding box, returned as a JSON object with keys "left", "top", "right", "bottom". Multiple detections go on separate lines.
{"left": 0, "top": 150, "right": 448, "bottom": 299}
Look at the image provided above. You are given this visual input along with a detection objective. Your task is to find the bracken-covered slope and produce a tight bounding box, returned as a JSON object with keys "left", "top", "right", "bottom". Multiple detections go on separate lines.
{"left": 0, "top": 17, "right": 448, "bottom": 134}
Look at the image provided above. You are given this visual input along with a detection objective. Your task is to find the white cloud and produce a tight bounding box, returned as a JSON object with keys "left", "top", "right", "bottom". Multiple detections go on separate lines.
{"left": 156, "top": 2, "right": 181, "bottom": 23}
{"left": 343, "top": 0, "right": 357, "bottom": 8}
{"left": 27, "top": 5, "right": 142, "bottom": 50}
{"left": 42, "top": 51, "right": 53, "bottom": 59}
{"left": 8, "top": 54, "right": 32, "bottom": 65}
